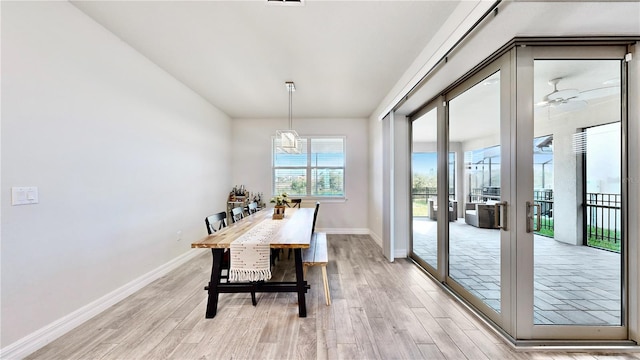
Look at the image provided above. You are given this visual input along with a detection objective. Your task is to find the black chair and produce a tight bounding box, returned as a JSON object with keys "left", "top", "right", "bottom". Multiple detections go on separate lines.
{"left": 312, "top": 202, "right": 320, "bottom": 233}
{"left": 247, "top": 201, "right": 258, "bottom": 215}
{"left": 230, "top": 206, "right": 244, "bottom": 223}
{"left": 287, "top": 201, "right": 320, "bottom": 260}
{"left": 205, "top": 212, "right": 230, "bottom": 282}
{"left": 205, "top": 212, "right": 227, "bottom": 234}
{"left": 287, "top": 198, "right": 302, "bottom": 208}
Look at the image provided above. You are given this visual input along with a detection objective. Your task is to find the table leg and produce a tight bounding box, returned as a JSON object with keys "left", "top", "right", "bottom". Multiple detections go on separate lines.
{"left": 293, "top": 248, "right": 307, "bottom": 317}
{"left": 205, "top": 248, "right": 224, "bottom": 318}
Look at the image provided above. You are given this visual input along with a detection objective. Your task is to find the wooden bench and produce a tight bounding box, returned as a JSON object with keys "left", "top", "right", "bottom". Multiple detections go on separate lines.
{"left": 302, "top": 232, "right": 331, "bottom": 306}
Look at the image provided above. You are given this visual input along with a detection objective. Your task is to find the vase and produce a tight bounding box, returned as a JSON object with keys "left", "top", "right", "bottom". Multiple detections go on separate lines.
{"left": 272, "top": 205, "right": 286, "bottom": 219}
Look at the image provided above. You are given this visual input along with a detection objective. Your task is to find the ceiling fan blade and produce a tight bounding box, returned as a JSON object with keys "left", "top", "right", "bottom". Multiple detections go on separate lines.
{"left": 575, "top": 86, "right": 620, "bottom": 101}
{"left": 547, "top": 88, "right": 579, "bottom": 101}
{"left": 554, "top": 100, "right": 587, "bottom": 111}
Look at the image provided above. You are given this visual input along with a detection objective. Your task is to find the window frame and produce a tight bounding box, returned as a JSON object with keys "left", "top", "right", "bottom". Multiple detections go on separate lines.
{"left": 271, "top": 135, "right": 346, "bottom": 199}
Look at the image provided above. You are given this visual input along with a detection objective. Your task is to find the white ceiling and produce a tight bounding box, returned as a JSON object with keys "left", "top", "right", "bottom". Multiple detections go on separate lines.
{"left": 71, "top": 0, "right": 461, "bottom": 119}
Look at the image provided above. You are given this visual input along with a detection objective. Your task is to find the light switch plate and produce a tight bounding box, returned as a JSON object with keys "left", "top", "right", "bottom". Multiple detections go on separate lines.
{"left": 11, "top": 187, "right": 39, "bottom": 205}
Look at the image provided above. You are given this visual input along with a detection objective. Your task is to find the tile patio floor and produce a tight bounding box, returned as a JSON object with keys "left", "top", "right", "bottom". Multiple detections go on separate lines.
{"left": 413, "top": 217, "right": 622, "bottom": 326}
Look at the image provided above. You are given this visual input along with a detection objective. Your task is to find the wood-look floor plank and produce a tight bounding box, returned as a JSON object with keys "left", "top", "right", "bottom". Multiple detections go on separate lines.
{"left": 436, "top": 317, "right": 489, "bottom": 359}
{"left": 141, "top": 329, "right": 189, "bottom": 360}
{"left": 464, "top": 328, "right": 518, "bottom": 360}
{"left": 336, "top": 343, "right": 361, "bottom": 360}
{"left": 332, "top": 298, "right": 356, "bottom": 345}
{"left": 348, "top": 307, "right": 381, "bottom": 359}
{"left": 411, "top": 308, "right": 468, "bottom": 359}
{"left": 103, "top": 317, "right": 182, "bottom": 359}
{"left": 418, "top": 343, "right": 446, "bottom": 359}
{"left": 392, "top": 300, "right": 436, "bottom": 345}
{"left": 296, "top": 317, "right": 317, "bottom": 360}
{"left": 25, "top": 234, "right": 640, "bottom": 360}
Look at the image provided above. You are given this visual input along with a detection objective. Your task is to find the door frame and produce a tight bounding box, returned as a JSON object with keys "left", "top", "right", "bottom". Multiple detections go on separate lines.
{"left": 409, "top": 99, "right": 444, "bottom": 278}
{"left": 443, "top": 51, "right": 516, "bottom": 333}
{"left": 514, "top": 45, "right": 629, "bottom": 341}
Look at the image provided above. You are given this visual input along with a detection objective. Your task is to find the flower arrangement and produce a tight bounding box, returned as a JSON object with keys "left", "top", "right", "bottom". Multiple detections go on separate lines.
{"left": 270, "top": 192, "right": 291, "bottom": 207}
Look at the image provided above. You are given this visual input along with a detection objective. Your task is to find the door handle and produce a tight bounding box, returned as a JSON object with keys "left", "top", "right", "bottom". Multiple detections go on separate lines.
{"left": 526, "top": 201, "right": 541, "bottom": 233}
{"left": 494, "top": 201, "right": 507, "bottom": 231}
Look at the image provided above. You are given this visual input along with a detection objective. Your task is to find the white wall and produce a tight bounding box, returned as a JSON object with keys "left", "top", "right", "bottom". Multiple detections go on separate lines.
{"left": 368, "top": 115, "right": 383, "bottom": 246}
{"left": 1, "top": 1, "right": 231, "bottom": 349}
{"left": 231, "top": 118, "right": 368, "bottom": 233}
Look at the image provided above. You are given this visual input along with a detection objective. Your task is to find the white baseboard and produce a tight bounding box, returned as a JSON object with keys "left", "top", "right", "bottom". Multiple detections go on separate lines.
{"left": 0, "top": 249, "right": 203, "bottom": 360}
{"left": 368, "top": 231, "right": 383, "bottom": 248}
{"left": 394, "top": 248, "right": 408, "bottom": 258}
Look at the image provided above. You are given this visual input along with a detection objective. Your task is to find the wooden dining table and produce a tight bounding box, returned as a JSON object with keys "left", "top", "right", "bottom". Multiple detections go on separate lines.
{"left": 191, "top": 208, "right": 313, "bottom": 318}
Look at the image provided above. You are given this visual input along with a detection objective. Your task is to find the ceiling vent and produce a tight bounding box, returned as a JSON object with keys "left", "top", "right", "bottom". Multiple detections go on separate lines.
{"left": 267, "top": 0, "right": 304, "bottom": 5}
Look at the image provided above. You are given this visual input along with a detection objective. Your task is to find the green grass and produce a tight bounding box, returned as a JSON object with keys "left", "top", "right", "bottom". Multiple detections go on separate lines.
{"left": 586, "top": 225, "right": 621, "bottom": 253}
{"left": 413, "top": 199, "right": 429, "bottom": 217}
{"left": 535, "top": 227, "right": 555, "bottom": 238}
{"left": 533, "top": 217, "right": 620, "bottom": 253}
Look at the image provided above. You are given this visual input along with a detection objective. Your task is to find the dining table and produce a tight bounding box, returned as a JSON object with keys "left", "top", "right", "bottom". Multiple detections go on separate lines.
{"left": 191, "top": 207, "right": 313, "bottom": 318}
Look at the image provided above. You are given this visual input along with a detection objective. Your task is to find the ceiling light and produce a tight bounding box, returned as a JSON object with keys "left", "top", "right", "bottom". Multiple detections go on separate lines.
{"left": 276, "top": 81, "right": 301, "bottom": 154}
{"left": 267, "top": 0, "right": 304, "bottom": 5}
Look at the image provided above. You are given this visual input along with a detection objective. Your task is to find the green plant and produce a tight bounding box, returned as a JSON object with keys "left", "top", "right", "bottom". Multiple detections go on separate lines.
{"left": 270, "top": 192, "right": 291, "bottom": 206}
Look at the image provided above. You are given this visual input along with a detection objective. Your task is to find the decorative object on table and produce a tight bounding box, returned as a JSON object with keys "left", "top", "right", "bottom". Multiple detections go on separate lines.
{"left": 229, "top": 219, "right": 281, "bottom": 282}
{"left": 270, "top": 192, "right": 290, "bottom": 219}
{"left": 228, "top": 185, "right": 266, "bottom": 214}
{"left": 229, "top": 185, "right": 248, "bottom": 202}
{"left": 251, "top": 192, "right": 265, "bottom": 209}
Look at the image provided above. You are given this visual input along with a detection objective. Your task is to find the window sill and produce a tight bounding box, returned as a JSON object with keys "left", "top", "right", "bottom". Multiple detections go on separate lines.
{"left": 298, "top": 197, "right": 347, "bottom": 203}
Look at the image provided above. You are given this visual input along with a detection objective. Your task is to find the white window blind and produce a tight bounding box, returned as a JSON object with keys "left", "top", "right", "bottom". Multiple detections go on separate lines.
{"left": 272, "top": 137, "right": 345, "bottom": 198}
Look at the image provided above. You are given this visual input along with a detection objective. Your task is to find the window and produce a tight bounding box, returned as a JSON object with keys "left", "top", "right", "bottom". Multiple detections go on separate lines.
{"left": 272, "top": 137, "right": 345, "bottom": 198}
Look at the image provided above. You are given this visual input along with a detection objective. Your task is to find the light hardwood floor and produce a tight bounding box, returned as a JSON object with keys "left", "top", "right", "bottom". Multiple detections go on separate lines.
{"left": 26, "top": 234, "right": 640, "bottom": 360}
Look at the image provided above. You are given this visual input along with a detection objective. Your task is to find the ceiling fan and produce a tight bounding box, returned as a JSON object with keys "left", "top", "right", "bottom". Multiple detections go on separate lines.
{"left": 536, "top": 77, "right": 619, "bottom": 112}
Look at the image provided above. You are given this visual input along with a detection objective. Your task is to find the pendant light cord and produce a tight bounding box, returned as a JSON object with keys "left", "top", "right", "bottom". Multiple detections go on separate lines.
{"left": 288, "top": 86, "right": 293, "bottom": 130}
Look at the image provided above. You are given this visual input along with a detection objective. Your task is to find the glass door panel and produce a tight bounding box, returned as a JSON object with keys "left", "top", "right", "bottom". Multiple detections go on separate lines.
{"left": 411, "top": 107, "right": 438, "bottom": 271}
{"left": 448, "top": 70, "right": 503, "bottom": 314}
{"left": 532, "top": 59, "right": 623, "bottom": 326}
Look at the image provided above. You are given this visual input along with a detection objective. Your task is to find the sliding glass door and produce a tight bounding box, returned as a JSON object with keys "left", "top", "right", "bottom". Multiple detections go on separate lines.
{"left": 445, "top": 54, "right": 513, "bottom": 329}
{"left": 411, "top": 105, "right": 439, "bottom": 272}
{"left": 515, "top": 46, "right": 628, "bottom": 340}
{"left": 409, "top": 44, "right": 630, "bottom": 341}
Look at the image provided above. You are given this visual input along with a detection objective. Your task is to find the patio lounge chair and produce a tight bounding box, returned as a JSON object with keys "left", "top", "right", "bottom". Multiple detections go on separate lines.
{"left": 464, "top": 201, "right": 498, "bottom": 229}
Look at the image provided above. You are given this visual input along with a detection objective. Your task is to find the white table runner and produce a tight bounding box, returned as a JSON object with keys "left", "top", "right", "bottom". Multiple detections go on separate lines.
{"left": 229, "top": 218, "right": 286, "bottom": 282}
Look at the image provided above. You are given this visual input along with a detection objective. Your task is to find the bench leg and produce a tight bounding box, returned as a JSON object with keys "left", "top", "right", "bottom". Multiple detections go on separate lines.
{"left": 321, "top": 265, "right": 331, "bottom": 306}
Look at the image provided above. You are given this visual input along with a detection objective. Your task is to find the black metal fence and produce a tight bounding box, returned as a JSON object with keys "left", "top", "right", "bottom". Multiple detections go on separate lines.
{"left": 412, "top": 187, "right": 437, "bottom": 202}
{"left": 415, "top": 187, "right": 621, "bottom": 249}
{"left": 534, "top": 189, "right": 554, "bottom": 234}
{"left": 412, "top": 187, "right": 437, "bottom": 217}
{"left": 586, "top": 192, "right": 622, "bottom": 246}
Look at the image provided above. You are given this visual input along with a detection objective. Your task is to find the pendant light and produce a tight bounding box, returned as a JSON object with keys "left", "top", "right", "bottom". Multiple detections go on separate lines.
{"left": 276, "top": 81, "right": 300, "bottom": 153}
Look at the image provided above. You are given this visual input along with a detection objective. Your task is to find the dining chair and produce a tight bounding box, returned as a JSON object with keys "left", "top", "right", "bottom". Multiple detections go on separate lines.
{"left": 247, "top": 201, "right": 258, "bottom": 215}
{"left": 312, "top": 201, "right": 320, "bottom": 233}
{"left": 230, "top": 206, "right": 244, "bottom": 224}
{"left": 205, "top": 211, "right": 230, "bottom": 282}
{"left": 205, "top": 211, "right": 227, "bottom": 234}
{"left": 288, "top": 201, "right": 320, "bottom": 260}
{"left": 287, "top": 198, "right": 302, "bottom": 208}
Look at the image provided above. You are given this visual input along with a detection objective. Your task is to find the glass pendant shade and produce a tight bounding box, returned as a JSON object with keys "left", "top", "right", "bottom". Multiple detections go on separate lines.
{"left": 276, "top": 81, "right": 300, "bottom": 153}
{"left": 276, "top": 129, "right": 300, "bottom": 153}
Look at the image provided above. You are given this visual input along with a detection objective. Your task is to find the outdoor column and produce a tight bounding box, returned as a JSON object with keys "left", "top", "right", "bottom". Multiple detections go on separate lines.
{"left": 553, "top": 124, "right": 583, "bottom": 246}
